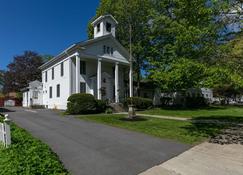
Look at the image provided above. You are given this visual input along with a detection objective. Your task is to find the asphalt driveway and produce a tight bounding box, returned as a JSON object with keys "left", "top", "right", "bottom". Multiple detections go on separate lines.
{"left": 3, "top": 107, "right": 190, "bottom": 175}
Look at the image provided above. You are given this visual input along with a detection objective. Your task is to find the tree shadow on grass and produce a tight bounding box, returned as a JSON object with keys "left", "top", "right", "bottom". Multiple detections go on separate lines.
{"left": 181, "top": 122, "right": 229, "bottom": 141}
{"left": 119, "top": 117, "right": 148, "bottom": 122}
{"left": 191, "top": 115, "right": 243, "bottom": 123}
{"left": 139, "top": 105, "right": 229, "bottom": 112}
{"left": 162, "top": 106, "right": 228, "bottom": 111}
{"left": 182, "top": 116, "right": 243, "bottom": 141}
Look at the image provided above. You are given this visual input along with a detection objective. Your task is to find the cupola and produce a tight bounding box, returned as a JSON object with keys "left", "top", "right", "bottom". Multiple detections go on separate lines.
{"left": 91, "top": 14, "right": 118, "bottom": 39}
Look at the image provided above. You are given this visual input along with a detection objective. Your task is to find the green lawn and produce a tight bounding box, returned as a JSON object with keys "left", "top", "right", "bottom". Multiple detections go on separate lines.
{"left": 79, "top": 114, "right": 228, "bottom": 145}
{"left": 0, "top": 116, "right": 68, "bottom": 175}
{"left": 138, "top": 106, "right": 243, "bottom": 120}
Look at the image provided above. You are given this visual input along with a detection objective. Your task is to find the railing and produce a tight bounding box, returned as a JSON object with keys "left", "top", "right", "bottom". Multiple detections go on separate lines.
{"left": 0, "top": 114, "right": 11, "bottom": 148}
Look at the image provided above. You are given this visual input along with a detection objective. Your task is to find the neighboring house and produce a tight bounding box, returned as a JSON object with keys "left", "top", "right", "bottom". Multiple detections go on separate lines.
{"left": 5, "top": 92, "right": 18, "bottom": 98}
{"left": 188, "top": 88, "right": 213, "bottom": 102}
{"left": 159, "top": 88, "right": 214, "bottom": 106}
{"left": 0, "top": 92, "right": 22, "bottom": 107}
{"left": 22, "top": 80, "right": 43, "bottom": 107}
{"left": 201, "top": 88, "right": 213, "bottom": 102}
{"left": 39, "top": 15, "right": 130, "bottom": 109}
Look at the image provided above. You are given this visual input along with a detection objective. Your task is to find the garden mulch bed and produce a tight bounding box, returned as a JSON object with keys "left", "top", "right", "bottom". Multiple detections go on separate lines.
{"left": 209, "top": 124, "right": 243, "bottom": 145}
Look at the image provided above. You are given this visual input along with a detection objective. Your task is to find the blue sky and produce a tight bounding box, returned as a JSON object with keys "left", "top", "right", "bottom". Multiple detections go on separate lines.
{"left": 0, "top": 0, "right": 100, "bottom": 70}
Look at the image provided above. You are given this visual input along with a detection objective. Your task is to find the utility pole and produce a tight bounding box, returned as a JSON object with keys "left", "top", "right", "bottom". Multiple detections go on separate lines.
{"left": 129, "top": 24, "right": 133, "bottom": 98}
{"left": 128, "top": 23, "right": 136, "bottom": 119}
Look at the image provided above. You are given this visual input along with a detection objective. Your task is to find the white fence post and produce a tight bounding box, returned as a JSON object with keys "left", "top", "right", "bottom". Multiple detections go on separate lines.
{"left": 1, "top": 114, "right": 11, "bottom": 147}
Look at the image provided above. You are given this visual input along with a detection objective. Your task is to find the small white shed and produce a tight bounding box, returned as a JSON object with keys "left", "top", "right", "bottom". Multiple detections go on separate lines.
{"left": 22, "top": 80, "right": 43, "bottom": 107}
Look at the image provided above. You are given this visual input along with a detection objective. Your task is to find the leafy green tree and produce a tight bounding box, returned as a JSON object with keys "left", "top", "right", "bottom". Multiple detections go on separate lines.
{"left": 88, "top": 0, "right": 152, "bottom": 95}
{"left": 215, "top": 32, "right": 243, "bottom": 76}
{"left": 150, "top": 58, "right": 207, "bottom": 91}
{"left": 203, "top": 66, "right": 243, "bottom": 102}
{"left": 148, "top": 0, "right": 227, "bottom": 69}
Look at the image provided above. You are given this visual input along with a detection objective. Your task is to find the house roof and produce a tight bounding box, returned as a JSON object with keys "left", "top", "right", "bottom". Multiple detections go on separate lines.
{"left": 21, "top": 80, "right": 42, "bottom": 92}
{"left": 39, "top": 34, "right": 132, "bottom": 70}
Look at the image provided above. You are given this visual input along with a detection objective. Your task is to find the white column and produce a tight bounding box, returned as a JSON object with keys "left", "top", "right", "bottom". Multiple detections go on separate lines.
{"left": 97, "top": 58, "right": 102, "bottom": 100}
{"left": 69, "top": 58, "right": 72, "bottom": 95}
{"left": 129, "top": 63, "right": 133, "bottom": 97}
{"left": 115, "top": 62, "right": 119, "bottom": 103}
{"left": 75, "top": 54, "right": 80, "bottom": 93}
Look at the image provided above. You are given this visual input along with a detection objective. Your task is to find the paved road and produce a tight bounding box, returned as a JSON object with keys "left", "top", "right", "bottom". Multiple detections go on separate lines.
{"left": 3, "top": 107, "right": 190, "bottom": 175}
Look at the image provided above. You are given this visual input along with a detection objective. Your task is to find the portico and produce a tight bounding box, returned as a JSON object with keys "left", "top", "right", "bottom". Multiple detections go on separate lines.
{"left": 73, "top": 53, "right": 123, "bottom": 103}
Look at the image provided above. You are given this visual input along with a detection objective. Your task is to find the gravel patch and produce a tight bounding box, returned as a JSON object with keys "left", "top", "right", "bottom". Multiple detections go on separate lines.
{"left": 209, "top": 124, "right": 243, "bottom": 145}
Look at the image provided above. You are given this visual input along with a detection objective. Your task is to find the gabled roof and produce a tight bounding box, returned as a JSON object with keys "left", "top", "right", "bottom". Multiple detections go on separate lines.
{"left": 91, "top": 14, "right": 118, "bottom": 26}
{"left": 39, "top": 34, "right": 132, "bottom": 70}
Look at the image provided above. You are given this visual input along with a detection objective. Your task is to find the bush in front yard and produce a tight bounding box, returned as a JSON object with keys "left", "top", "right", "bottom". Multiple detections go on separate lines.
{"left": 185, "top": 96, "right": 207, "bottom": 108}
{"left": 96, "top": 99, "right": 107, "bottom": 113}
{"left": 125, "top": 97, "right": 153, "bottom": 110}
{"left": 67, "top": 93, "right": 97, "bottom": 114}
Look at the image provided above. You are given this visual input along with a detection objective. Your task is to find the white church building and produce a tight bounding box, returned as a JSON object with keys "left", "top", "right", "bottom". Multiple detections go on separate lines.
{"left": 37, "top": 15, "right": 131, "bottom": 109}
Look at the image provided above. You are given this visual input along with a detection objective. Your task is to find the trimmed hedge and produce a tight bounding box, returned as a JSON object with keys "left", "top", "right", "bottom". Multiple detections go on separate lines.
{"left": 125, "top": 97, "right": 153, "bottom": 110}
{"left": 96, "top": 99, "right": 107, "bottom": 113}
{"left": 67, "top": 93, "right": 97, "bottom": 114}
{"left": 67, "top": 93, "right": 107, "bottom": 114}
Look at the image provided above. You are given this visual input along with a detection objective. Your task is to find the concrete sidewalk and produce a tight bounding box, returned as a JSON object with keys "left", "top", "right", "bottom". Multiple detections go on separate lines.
{"left": 117, "top": 112, "right": 241, "bottom": 125}
{"left": 140, "top": 142, "right": 243, "bottom": 175}
{"left": 138, "top": 114, "right": 190, "bottom": 121}
{"left": 115, "top": 112, "right": 190, "bottom": 121}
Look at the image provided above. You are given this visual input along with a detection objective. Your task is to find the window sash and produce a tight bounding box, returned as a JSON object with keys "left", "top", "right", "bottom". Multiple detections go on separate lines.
{"left": 45, "top": 71, "right": 48, "bottom": 82}
{"left": 97, "top": 23, "right": 100, "bottom": 32}
{"left": 80, "top": 61, "right": 86, "bottom": 75}
{"left": 103, "top": 45, "right": 106, "bottom": 54}
{"left": 106, "top": 22, "right": 111, "bottom": 32}
{"left": 107, "top": 47, "right": 110, "bottom": 54}
{"left": 56, "top": 84, "right": 60, "bottom": 97}
{"left": 52, "top": 67, "right": 54, "bottom": 80}
{"left": 111, "top": 48, "right": 113, "bottom": 55}
{"left": 49, "top": 87, "right": 52, "bottom": 98}
{"left": 33, "top": 91, "right": 38, "bottom": 99}
{"left": 61, "top": 62, "right": 64, "bottom": 76}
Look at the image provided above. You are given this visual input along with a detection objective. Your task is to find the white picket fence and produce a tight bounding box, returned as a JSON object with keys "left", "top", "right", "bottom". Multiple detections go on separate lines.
{"left": 0, "top": 114, "right": 11, "bottom": 147}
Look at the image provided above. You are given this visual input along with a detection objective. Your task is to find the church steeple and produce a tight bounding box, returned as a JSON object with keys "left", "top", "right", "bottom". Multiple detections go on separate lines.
{"left": 91, "top": 14, "right": 118, "bottom": 39}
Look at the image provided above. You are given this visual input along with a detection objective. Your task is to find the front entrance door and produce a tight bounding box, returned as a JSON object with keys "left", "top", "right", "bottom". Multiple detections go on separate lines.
{"left": 101, "top": 72, "right": 112, "bottom": 101}
{"left": 90, "top": 72, "right": 114, "bottom": 102}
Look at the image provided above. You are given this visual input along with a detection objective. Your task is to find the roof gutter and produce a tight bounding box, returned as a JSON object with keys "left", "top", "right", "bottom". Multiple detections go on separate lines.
{"left": 39, "top": 44, "right": 77, "bottom": 70}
